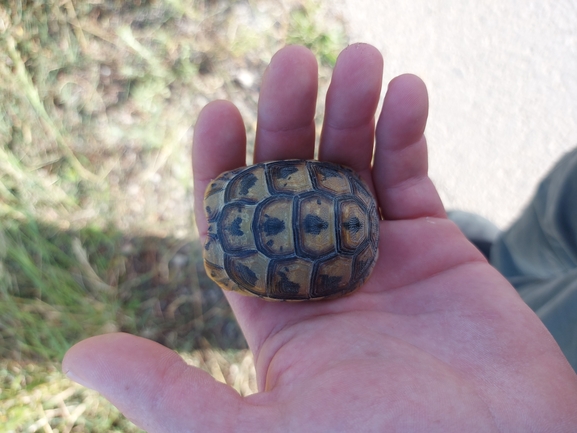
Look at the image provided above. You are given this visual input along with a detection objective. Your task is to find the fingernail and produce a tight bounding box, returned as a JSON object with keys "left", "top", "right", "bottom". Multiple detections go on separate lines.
{"left": 63, "top": 365, "right": 94, "bottom": 390}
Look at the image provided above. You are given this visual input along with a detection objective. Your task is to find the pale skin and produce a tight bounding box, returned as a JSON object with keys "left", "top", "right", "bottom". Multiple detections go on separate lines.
{"left": 63, "top": 44, "right": 577, "bottom": 432}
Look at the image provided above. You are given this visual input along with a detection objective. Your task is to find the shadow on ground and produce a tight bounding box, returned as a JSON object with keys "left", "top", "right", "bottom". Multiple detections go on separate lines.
{"left": 0, "top": 218, "right": 246, "bottom": 362}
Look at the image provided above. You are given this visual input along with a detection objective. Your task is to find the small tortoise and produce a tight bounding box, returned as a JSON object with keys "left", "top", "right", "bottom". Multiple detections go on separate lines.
{"left": 202, "top": 160, "right": 379, "bottom": 300}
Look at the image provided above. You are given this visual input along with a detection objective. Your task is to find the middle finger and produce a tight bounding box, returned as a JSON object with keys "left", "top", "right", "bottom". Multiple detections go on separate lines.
{"left": 319, "top": 43, "right": 383, "bottom": 174}
{"left": 254, "top": 45, "right": 318, "bottom": 162}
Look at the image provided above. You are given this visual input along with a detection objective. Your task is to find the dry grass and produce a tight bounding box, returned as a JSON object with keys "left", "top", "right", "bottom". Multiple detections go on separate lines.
{"left": 0, "top": 0, "right": 347, "bottom": 430}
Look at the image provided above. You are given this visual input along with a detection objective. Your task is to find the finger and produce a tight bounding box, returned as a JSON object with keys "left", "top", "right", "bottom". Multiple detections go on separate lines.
{"left": 373, "top": 74, "right": 445, "bottom": 220}
{"left": 193, "top": 100, "right": 246, "bottom": 241}
{"left": 254, "top": 45, "right": 318, "bottom": 162}
{"left": 62, "top": 333, "right": 268, "bottom": 432}
{"left": 191, "top": 101, "right": 279, "bottom": 363}
{"left": 319, "top": 43, "right": 383, "bottom": 176}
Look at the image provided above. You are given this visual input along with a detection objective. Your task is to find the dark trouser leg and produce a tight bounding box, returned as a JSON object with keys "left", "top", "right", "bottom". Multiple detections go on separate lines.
{"left": 491, "top": 148, "right": 577, "bottom": 372}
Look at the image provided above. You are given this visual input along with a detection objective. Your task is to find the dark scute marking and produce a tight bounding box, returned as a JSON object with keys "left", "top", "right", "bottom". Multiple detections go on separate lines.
{"left": 229, "top": 217, "right": 244, "bottom": 236}
{"left": 344, "top": 217, "right": 362, "bottom": 234}
{"left": 317, "top": 165, "right": 340, "bottom": 180}
{"left": 204, "top": 234, "right": 218, "bottom": 250}
{"left": 276, "top": 166, "right": 299, "bottom": 179}
{"left": 355, "top": 179, "right": 371, "bottom": 197}
{"left": 235, "top": 263, "right": 258, "bottom": 287}
{"left": 266, "top": 239, "right": 274, "bottom": 247}
{"left": 318, "top": 274, "right": 342, "bottom": 292}
{"left": 262, "top": 216, "right": 285, "bottom": 236}
{"left": 356, "top": 259, "right": 368, "bottom": 275}
{"left": 304, "top": 214, "right": 328, "bottom": 235}
{"left": 276, "top": 271, "right": 300, "bottom": 294}
{"left": 205, "top": 183, "right": 223, "bottom": 198}
{"left": 239, "top": 173, "right": 258, "bottom": 195}
{"left": 205, "top": 206, "right": 211, "bottom": 214}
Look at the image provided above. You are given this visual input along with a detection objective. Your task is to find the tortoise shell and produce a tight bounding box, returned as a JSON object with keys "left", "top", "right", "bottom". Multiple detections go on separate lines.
{"left": 202, "top": 160, "right": 379, "bottom": 300}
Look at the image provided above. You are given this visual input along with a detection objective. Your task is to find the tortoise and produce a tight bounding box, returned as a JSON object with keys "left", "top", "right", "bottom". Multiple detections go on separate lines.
{"left": 202, "top": 159, "right": 380, "bottom": 301}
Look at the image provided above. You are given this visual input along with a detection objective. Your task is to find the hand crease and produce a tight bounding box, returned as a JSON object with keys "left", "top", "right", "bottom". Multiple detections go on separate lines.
{"left": 324, "top": 116, "right": 374, "bottom": 133}
{"left": 258, "top": 122, "right": 313, "bottom": 135}
{"left": 385, "top": 173, "right": 429, "bottom": 193}
{"left": 381, "top": 258, "right": 488, "bottom": 295}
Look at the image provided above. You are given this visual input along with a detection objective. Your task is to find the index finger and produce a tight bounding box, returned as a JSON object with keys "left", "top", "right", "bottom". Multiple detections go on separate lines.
{"left": 192, "top": 100, "right": 247, "bottom": 240}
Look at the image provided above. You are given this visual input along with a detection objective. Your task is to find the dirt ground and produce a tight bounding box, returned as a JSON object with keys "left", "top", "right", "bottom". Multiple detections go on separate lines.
{"left": 336, "top": 0, "right": 577, "bottom": 229}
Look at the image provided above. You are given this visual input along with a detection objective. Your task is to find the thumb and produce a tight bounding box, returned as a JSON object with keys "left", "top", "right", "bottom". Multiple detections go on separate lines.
{"left": 62, "top": 333, "right": 264, "bottom": 432}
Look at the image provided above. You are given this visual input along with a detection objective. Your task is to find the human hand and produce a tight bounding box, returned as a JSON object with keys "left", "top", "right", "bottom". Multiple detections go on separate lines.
{"left": 63, "top": 44, "right": 577, "bottom": 432}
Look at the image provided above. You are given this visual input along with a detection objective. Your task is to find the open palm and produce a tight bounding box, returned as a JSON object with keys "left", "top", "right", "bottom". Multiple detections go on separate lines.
{"left": 64, "top": 44, "right": 577, "bottom": 432}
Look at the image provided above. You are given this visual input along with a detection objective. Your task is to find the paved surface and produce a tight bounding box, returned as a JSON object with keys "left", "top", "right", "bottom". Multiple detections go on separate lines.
{"left": 334, "top": 0, "right": 577, "bottom": 228}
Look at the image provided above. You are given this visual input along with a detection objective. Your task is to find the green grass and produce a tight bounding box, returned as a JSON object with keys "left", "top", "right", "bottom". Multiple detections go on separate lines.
{"left": 287, "top": 3, "right": 348, "bottom": 66}
{"left": 0, "top": 0, "right": 347, "bottom": 430}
